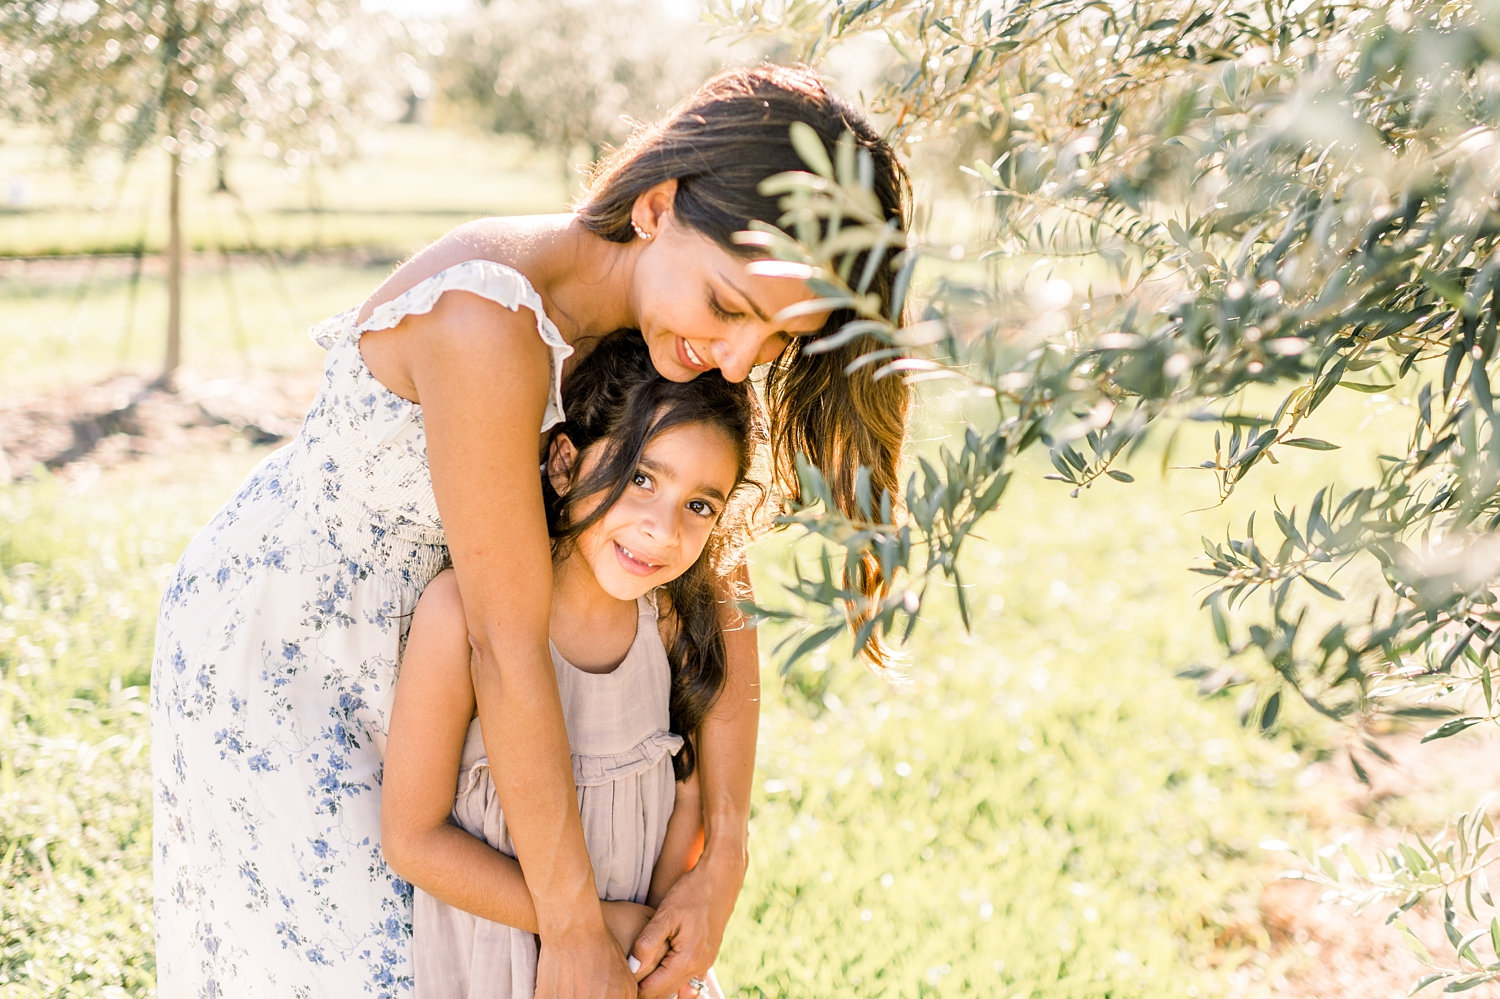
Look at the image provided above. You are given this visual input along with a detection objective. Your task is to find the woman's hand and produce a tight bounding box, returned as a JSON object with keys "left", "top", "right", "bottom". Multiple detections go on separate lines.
{"left": 536, "top": 922, "right": 638, "bottom": 999}
{"left": 630, "top": 853, "right": 739, "bottom": 999}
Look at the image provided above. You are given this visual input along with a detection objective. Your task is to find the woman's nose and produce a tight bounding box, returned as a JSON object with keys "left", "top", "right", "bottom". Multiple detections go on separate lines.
{"left": 713, "top": 334, "right": 763, "bottom": 383}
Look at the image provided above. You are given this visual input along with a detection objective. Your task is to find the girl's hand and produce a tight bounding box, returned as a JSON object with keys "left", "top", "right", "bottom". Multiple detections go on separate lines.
{"left": 602, "top": 899, "right": 656, "bottom": 957}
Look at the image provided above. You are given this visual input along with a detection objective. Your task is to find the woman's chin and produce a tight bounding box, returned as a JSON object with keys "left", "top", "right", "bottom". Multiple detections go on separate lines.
{"left": 659, "top": 356, "right": 703, "bottom": 383}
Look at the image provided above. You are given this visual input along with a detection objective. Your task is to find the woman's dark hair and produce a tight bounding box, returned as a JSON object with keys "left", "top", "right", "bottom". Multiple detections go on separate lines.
{"left": 577, "top": 64, "right": 913, "bottom": 671}
{"left": 544, "top": 331, "right": 767, "bottom": 781}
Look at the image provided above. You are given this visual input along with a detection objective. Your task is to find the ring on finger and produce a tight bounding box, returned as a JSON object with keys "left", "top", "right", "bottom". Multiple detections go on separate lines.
{"left": 688, "top": 977, "right": 708, "bottom": 993}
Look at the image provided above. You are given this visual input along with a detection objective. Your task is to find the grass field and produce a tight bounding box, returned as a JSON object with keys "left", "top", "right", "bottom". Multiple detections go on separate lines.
{"left": 0, "top": 125, "right": 573, "bottom": 259}
{"left": 0, "top": 257, "right": 379, "bottom": 397}
{"left": 0, "top": 124, "right": 1439, "bottom": 997}
{"left": 0, "top": 409, "right": 1318, "bottom": 998}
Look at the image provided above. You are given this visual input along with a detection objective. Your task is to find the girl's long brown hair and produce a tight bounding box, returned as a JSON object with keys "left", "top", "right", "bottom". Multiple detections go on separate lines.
{"left": 544, "top": 332, "right": 766, "bottom": 780}
{"left": 577, "top": 65, "right": 913, "bottom": 670}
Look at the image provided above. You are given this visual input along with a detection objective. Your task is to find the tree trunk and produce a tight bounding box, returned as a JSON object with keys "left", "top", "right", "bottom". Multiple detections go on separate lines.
{"left": 162, "top": 147, "right": 183, "bottom": 387}
{"left": 214, "top": 144, "right": 231, "bottom": 194}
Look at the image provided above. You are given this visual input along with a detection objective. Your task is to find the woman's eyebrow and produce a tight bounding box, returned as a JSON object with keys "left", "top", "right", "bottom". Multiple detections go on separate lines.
{"left": 716, "top": 272, "right": 770, "bottom": 321}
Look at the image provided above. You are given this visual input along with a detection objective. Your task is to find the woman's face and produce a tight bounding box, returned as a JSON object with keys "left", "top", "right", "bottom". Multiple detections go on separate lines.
{"left": 630, "top": 212, "right": 831, "bottom": 384}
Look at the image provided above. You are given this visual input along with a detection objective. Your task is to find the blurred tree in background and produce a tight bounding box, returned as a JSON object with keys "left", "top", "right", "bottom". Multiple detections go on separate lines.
{"left": 431, "top": 0, "right": 744, "bottom": 176}
{"left": 0, "top": 0, "right": 415, "bottom": 383}
{"left": 722, "top": 0, "right": 1500, "bottom": 988}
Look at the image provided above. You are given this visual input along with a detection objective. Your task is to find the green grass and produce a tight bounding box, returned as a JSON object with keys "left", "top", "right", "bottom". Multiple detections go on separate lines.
{"left": 732, "top": 629, "right": 1296, "bottom": 997}
{"left": 0, "top": 125, "right": 573, "bottom": 258}
{"left": 0, "top": 257, "right": 384, "bottom": 396}
{"left": 0, "top": 391, "right": 1322, "bottom": 996}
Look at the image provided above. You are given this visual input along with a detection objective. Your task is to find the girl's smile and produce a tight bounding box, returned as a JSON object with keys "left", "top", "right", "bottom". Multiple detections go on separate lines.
{"left": 613, "top": 541, "right": 665, "bottom": 575}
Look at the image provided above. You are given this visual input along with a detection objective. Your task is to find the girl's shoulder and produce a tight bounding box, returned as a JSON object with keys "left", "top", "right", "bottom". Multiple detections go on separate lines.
{"left": 411, "top": 569, "right": 467, "bottom": 636}
{"left": 418, "top": 566, "right": 462, "bottom": 603}
{"left": 397, "top": 569, "right": 477, "bottom": 708}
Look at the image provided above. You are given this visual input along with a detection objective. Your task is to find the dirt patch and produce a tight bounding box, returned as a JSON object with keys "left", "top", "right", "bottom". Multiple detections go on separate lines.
{"left": 0, "top": 369, "right": 318, "bottom": 481}
{"left": 1253, "top": 730, "right": 1500, "bottom": 998}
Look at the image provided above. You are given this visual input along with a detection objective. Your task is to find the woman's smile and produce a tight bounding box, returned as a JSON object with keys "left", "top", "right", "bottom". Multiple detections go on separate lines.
{"left": 630, "top": 205, "right": 832, "bottom": 383}
{"left": 677, "top": 337, "right": 711, "bottom": 372}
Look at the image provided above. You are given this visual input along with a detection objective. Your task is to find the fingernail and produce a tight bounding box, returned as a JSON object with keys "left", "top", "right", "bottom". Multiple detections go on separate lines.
{"left": 628, "top": 956, "right": 641, "bottom": 973}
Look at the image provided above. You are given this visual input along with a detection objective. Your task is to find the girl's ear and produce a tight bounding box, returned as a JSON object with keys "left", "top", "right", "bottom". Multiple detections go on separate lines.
{"left": 546, "top": 434, "right": 578, "bottom": 496}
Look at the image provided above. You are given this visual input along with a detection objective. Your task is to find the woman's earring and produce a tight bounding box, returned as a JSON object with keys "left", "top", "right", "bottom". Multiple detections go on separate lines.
{"left": 632, "top": 221, "right": 652, "bottom": 241}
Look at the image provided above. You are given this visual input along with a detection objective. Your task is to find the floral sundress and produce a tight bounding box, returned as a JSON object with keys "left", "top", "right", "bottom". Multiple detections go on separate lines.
{"left": 150, "top": 260, "right": 574, "bottom": 997}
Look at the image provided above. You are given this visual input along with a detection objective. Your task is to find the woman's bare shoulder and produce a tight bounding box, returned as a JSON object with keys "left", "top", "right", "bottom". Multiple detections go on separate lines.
{"left": 355, "top": 216, "right": 574, "bottom": 404}
{"left": 357, "top": 215, "right": 568, "bottom": 323}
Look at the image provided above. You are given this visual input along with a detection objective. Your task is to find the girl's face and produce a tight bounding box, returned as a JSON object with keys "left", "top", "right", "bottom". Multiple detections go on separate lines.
{"left": 563, "top": 421, "right": 741, "bottom": 602}
{"left": 630, "top": 204, "right": 831, "bottom": 384}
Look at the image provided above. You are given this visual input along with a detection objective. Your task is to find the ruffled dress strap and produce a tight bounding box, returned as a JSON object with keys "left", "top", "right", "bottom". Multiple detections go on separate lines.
{"left": 307, "top": 258, "right": 575, "bottom": 433}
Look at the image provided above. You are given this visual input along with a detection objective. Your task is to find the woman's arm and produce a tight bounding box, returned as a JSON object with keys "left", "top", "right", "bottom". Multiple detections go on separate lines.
{"left": 389, "top": 290, "right": 633, "bottom": 998}
{"left": 381, "top": 571, "right": 542, "bottom": 932}
{"left": 632, "top": 566, "right": 758, "bottom": 998}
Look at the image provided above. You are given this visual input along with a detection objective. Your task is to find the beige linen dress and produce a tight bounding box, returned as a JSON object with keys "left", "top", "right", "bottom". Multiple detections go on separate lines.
{"left": 413, "top": 595, "right": 683, "bottom": 999}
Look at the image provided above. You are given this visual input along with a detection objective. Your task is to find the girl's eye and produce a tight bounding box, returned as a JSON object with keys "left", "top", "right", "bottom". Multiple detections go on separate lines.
{"left": 687, "top": 499, "right": 720, "bottom": 519}
{"left": 708, "top": 294, "right": 743, "bottom": 321}
{"left": 632, "top": 471, "right": 653, "bottom": 490}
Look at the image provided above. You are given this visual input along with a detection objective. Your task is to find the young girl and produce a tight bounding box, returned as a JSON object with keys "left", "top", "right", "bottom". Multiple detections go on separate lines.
{"left": 380, "top": 332, "right": 763, "bottom": 997}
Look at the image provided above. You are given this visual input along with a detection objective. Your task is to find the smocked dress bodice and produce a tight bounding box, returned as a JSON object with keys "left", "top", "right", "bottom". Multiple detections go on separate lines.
{"left": 289, "top": 259, "right": 573, "bottom": 577}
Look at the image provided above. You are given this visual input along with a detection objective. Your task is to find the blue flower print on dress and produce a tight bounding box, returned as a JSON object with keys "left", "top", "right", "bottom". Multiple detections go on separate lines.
{"left": 151, "top": 260, "right": 574, "bottom": 997}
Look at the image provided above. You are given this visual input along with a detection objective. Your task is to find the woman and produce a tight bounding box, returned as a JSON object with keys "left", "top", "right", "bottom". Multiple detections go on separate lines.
{"left": 151, "top": 64, "right": 909, "bottom": 999}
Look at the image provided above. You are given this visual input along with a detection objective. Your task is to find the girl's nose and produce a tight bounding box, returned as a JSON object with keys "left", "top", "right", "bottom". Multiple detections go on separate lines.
{"left": 638, "top": 502, "right": 677, "bottom": 545}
